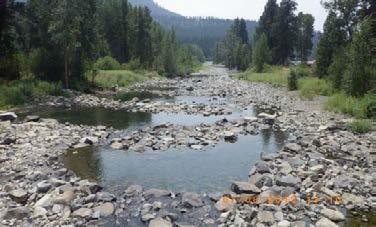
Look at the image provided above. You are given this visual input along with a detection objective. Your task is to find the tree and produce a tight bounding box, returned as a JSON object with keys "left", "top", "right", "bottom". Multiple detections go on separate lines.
{"left": 252, "top": 34, "right": 271, "bottom": 72}
{"left": 343, "top": 18, "right": 375, "bottom": 96}
{"left": 272, "top": 0, "right": 298, "bottom": 65}
{"left": 296, "top": 13, "right": 314, "bottom": 61}
{"left": 256, "top": 0, "right": 279, "bottom": 49}
{"left": 0, "top": 0, "right": 20, "bottom": 80}
{"left": 316, "top": 11, "right": 347, "bottom": 76}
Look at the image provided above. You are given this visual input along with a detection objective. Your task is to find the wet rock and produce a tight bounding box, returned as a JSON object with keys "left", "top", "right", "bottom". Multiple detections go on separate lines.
{"left": 96, "top": 192, "right": 115, "bottom": 202}
{"left": 111, "top": 142, "right": 124, "bottom": 150}
{"left": 93, "top": 202, "right": 114, "bottom": 217}
{"left": 80, "top": 136, "right": 99, "bottom": 145}
{"left": 231, "top": 182, "right": 261, "bottom": 194}
{"left": 125, "top": 185, "right": 143, "bottom": 197}
{"left": 320, "top": 208, "right": 345, "bottom": 222}
{"left": 258, "top": 113, "right": 276, "bottom": 124}
{"left": 316, "top": 218, "right": 339, "bottom": 227}
{"left": 78, "top": 180, "right": 102, "bottom": 193}
{"left": 0, "top": 112, "right": 17, "bottom": 122}
{"left": 9, "top": 189, "right": 29, "bottom": 203}
{"left": 144, "top": 189, "right": 171, "bottom": 199}
{"left": 73, "top": 208, "right": 93, "bottom": 219}
{"left": 224, "top": 131, "right": 237, "bottom": 141}
{"left": 182, "top": 192, "right": 204, "bottom": 208}
{"left": 149, "top": 218, "right": 173, "bottom": 227}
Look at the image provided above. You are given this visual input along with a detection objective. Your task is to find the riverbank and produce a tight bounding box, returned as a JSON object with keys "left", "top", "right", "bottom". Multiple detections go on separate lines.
{"left": 0, "top": 65, "right": 375, "bottom": 226}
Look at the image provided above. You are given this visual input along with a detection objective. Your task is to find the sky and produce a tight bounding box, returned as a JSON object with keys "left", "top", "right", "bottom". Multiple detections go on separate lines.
{"left": 154, "top": 0, "right": 327, "bottom": 31}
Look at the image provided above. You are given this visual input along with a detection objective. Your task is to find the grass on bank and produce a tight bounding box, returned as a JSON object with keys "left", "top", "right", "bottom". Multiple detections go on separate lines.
{"left": 0, "top": 79, "right": 67, "bottom": 110}
{"left": 237, "top": 65, "right": 375, "bottom": 132}
{"left": 89, "top": 70, "right": 160, "bottom": 89}
{"left": 237, "top": 66, "right": 289, "bottom": 87}
{"left": 346, "top": 119, "right": 373, "bottom": 133}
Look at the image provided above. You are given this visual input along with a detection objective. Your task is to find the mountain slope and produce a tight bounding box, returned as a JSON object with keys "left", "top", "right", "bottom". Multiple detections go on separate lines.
{"left": 129, "top": 0, "right": 257, "bottom": 57}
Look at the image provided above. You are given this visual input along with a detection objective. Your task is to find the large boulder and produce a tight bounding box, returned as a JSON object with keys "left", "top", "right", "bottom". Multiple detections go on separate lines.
{"left": 2, "top": 207, "right": 31, "bottom": 220}
{"left": 316, "top": 218, "right": 339, "bottom": 227}
{"left": 320, "top": 208, "right": 345, "bottom": 222}
{"left": 93, "top": 202, "right": 114, "bottom": 217}
{"left": 144, "top": 189, "right": 171, "bottom": 199}
{"left": 9, "top": 189, "right": 29, "bottom": 203}
{"left": 182, "top": 192, "right": 204, "bottom": 208}
{"left": 276, "top": 175, "right": 301, "bottom": 188}
{"left": 0, "top": 112, "right": 17, "bottom": 122}
{"left": 231, "top": 182, "right": 261, "bottom": 194}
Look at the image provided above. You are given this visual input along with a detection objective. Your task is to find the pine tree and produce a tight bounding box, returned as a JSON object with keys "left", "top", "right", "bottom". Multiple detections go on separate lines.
{"left": 255, "top": 0, "right": 278, "bottom": 51}
{"left": 343, "top": 18, "right": 375, "bottom": 96}
{"left": 316, "top": 11, "right": 347, "bottom": 76}
{"left": 296, "top": 13, "right": 314, "bottom": 61}
{"left": 272, "top": 0, "right": 298, "bottom": 65}
{"left": 252, "top": 33, "right": 271, "bottom": 72}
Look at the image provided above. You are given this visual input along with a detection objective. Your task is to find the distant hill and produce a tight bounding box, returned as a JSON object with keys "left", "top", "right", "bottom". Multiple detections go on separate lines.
{"left": 129, "top": 0, "right": 257, "bottom": 58}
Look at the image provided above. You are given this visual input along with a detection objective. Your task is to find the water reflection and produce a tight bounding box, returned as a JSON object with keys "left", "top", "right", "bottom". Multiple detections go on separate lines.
{"left": 63, "top": 130, "right": 288, "bottom": 193}
{"left": 18, "top": 106, "right": 152, "bottom": 129}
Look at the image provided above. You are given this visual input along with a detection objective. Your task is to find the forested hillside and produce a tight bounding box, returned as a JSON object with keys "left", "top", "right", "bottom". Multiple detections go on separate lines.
{"left": 129, "top": 0, "right": 257, "bottom": 57}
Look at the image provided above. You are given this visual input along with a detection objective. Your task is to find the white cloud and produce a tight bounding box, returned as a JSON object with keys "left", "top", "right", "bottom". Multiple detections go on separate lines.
{"left": 154, "top": 0, "right": 327, "bottom": 31}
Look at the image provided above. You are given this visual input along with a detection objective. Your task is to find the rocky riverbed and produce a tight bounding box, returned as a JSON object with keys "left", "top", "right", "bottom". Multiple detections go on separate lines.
{"left": 0, "top": 65, "right": 375, "bottom": 226}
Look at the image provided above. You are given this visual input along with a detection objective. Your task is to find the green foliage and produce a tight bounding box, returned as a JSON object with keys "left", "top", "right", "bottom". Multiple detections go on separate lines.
{"left": 346, "top": 120, "right": 373, "bottom": 133}
{"left": 0, "top": 80, "right": 65, "bottom": 108}
{"left": 294, "top": 64, "right": 312, "bottom": 77}
{"left": 238, "top": 66, "right": 289, "bottom": 87}
{"left": 287, "top": 71, "right": 298, "bottom": 91}
{"left": 342, "top": 18, "right": 375, "bottom": 97}
{"left": 271, "top": 0, "right": 298, "bottom": 65}
{"left": 296, "top": 13, "right": 315, "bottom": 61}
{"left": 326, "top": 93, "right": 376, "bottom": 119}
{"left": 328, "top": 48, "right": 347, "bottom": 89}
{"left": 214, "top": 18, "right": 252, "bottom": 71}
{"left": 315, "top": 11, "right": 347, "bottom": 77}
{"left": 93, "top": 56, "right": 121, "bottom": 70}
{"left": 298, "top": 77, "right": 334, "bottom": 100}
{"left": 252, "top": 34, "right": 271, "bottom": 72}
{"left": 91, "top": 70, "right": 160, "bottom": 88}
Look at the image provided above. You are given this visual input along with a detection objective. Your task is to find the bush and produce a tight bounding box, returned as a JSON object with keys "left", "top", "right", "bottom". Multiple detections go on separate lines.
{"left": 123, "top": 58, "right": 142, "bottom": 71}
{"left": 346, "top": 120, "right": 373, "bottom": 133}
{"left": 93, "top": 56, "right": 121, "bottom": 70}
{"left": 294, "top": 64, "right": 312, "bottom": 77}
{"left": 288, "top": 71, "right": 298, "bottom": 91}
{"left": 298, "top": 77, "right": 334, "bottom": 100}
{"left": 326, "top": 93, "right": 375, "bottom": 119}
{"left": 0, "top": 80, "right": 65, "bottom": 108}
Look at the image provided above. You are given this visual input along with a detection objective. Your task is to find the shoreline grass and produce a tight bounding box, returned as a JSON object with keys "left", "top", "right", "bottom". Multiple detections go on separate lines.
{"left": 89, "top": 69, "right": 161, "bottom": 89}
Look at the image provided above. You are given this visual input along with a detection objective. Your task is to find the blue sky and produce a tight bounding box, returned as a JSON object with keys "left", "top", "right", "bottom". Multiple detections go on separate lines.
{"left": 155, "top": 0, "right": 327, "bottom": 31}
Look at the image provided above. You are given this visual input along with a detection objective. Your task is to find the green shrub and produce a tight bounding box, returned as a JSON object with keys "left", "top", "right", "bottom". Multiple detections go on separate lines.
{"left": 93, "top": 56, "right": 121, "bottom": 70}
{"left": 0, "top": 80, "right": 65, "bottom": 109}
{"left": 326, "top": 93, "right": 375, "bottom": 119}
{"left": 123, "top": 58, "right": 142, "bottom": 71}
{"left": 294, "top": 64, "right": 312, "bottom": 77}
{"left": 288, "top": 71, "right": 298, "bottom": 91}
{"left": 298, "top": 77, "right": 334, "bottom": 100}
{"left": 346, "top": 120, "right": 373, "bottom": 133}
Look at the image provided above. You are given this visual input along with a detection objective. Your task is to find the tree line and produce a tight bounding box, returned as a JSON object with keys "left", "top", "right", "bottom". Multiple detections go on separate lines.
{"left": 316, "top": 0, "right": 375, "bottom": 97}
{"left": 214, "top": 0, "right": 315, "bottom": 72}
{"left": 128, "top": 0, "right": 258, "bottom": 58}
{"left": 0, "top": 0, "right": 205, "bottom": 88}
{"left": 214, "top": 0, "right": 374, "bottom": 98}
